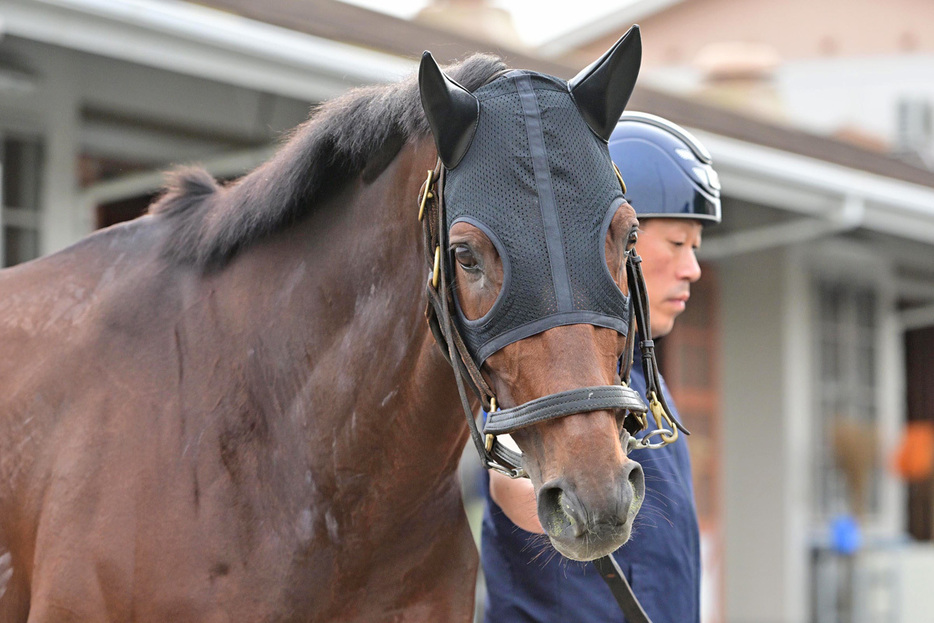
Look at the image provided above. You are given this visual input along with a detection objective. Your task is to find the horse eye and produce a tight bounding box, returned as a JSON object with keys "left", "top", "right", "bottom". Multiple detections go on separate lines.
{"left": 453, "top": 245, "right": 479, "bottom": 271}
{"left": 626, "top": 230, "right": 638, "bottom": 252}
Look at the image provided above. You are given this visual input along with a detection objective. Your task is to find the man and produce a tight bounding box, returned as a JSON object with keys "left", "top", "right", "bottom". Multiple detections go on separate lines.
{"left": 480, "top": 112, "right": 722, "bottom": 622}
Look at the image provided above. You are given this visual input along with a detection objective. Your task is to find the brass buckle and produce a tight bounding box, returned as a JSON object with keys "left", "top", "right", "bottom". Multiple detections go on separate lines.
{"left": 649, "top": 391, "right": 678, "bottom": 444}
{"left": 627, "top": 391, "right": 679, "bottom": 452}
{"left": 417, "top": 169, "right": 434, "bottom": 221}
{"left": 484, "top": 398, "right": 525, "bottom": 478}
{"left": 622, "top": 380, "right": 649, "bottom": 431}
{"left": 431, "top": 246, "right": 441, "bottom": 289}
{"left": 613, "top": 163, "right": 627, "bottom": 195}
{"left": 484, "top": 398, "right": 497, "bottom": 452}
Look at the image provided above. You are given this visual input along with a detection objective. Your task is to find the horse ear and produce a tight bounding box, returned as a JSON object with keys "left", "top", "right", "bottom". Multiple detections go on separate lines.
{"left": 568, "top": 25, "right": 642, "bottom": 142}
{"left": 419, "top": 51, "right": 480, "bottom": 169}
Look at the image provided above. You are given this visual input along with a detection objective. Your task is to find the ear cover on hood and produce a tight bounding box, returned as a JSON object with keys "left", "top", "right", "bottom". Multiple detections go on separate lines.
{"left": 418, "top": 51, "right": 480, "bottom": 169}
{"left": 568, "top": 25, "right": 642, "bottom": 142}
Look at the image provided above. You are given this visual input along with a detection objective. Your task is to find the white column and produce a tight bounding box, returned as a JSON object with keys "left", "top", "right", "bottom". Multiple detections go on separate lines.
{"left": 38, "top": 53, "right": 83, "bottom": 256}
{"left": 720, "top": 246, "right": 804, "bottom": 623}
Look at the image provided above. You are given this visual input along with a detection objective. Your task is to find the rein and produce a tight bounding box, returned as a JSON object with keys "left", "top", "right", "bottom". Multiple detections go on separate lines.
{"left": 417, "top": 157, "right": 689, "bottom": 622}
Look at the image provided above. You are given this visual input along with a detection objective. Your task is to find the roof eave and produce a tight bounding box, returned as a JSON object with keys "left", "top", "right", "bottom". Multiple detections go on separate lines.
{"left": 3, "top": 0, "right": 416, "bottom": 101}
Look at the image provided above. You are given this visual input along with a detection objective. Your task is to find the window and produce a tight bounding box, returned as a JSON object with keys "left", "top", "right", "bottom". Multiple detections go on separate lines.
{"left": 814, "top": 278, "right": 881, "bottom": 520}
{"left": 1, "top": 135, "right": 42, "bottom": 267}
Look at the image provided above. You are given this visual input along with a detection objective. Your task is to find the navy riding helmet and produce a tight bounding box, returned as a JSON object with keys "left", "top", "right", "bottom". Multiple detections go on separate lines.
{"left": 609, "top": 112, "right": 722, "bottom": 224}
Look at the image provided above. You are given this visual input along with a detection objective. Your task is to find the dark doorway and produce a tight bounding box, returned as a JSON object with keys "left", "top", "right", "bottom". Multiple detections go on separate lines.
{"left": 905, "top": 327, "right": 934, "bottom": 540}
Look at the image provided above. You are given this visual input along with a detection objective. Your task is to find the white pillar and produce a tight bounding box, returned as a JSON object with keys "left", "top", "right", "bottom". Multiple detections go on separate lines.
{"left": 38, "top": 53, "right": 83, "bottom": 256}
{"left": 720, "top": 246, "right": 808, "bottom": 623}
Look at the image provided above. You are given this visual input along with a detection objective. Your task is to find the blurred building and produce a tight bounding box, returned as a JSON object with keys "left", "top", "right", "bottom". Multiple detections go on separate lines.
{"left": 414, "top": 0, "right": 529, "bottom": 52}
{"left": 544, "top": 0, "right": 934, "bottom": 166}
{"left": 1, "top": 1, "right": 934, "bottom": 622}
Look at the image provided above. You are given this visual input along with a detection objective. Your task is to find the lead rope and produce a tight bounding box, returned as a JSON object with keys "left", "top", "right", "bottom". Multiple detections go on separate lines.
{"left": 594, "top": 555, "right": 652, "bottom": 623}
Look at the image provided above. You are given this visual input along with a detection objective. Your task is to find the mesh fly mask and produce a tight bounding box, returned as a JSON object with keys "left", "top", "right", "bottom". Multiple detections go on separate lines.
{"left": 417, "top": 27, "right": 686, "bottom": 479}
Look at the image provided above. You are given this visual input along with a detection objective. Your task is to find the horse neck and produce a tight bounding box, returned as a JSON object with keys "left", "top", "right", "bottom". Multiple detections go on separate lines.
{"left": 206, "top": 140, "right": 469, "bottom": 492}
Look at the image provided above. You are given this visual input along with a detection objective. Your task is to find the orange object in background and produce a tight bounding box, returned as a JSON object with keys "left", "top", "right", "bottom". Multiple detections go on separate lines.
{"left": 893, "top": 421, "right": 934, "bottom": 482}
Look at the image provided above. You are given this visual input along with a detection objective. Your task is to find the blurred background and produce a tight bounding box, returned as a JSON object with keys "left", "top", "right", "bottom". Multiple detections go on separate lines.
{"left": 1, "top": 0, "right": 933, "bottom": 621}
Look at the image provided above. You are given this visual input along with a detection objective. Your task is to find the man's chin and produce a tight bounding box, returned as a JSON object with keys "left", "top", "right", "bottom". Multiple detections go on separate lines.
{"left": 651, "top": 315, "right": 675, "bottom": 338}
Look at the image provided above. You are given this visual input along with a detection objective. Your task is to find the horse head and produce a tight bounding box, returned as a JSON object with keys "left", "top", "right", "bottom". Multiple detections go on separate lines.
{"left": 419, "top": 27, "right": 649, "bottom": 561}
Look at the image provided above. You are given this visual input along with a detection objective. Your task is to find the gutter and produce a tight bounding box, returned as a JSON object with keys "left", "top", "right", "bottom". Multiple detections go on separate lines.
{"left": 696, "top": 131, "right": 934, "bottom": 258}
{"left": 700, "top": 196, "right": 865, "bottom": 260}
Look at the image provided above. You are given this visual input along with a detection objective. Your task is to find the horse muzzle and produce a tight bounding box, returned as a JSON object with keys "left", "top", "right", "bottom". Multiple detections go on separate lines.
{"left": 537, "top": 459, "right": 645, "bottom": 561}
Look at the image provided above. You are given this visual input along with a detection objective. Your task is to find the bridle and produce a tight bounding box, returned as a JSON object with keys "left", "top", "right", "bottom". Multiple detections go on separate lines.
{"left": 417, "top": 159, "right": 688, "bottom": 477}
{"left": 417, "top": 157, "right": 689, "bottom": 623}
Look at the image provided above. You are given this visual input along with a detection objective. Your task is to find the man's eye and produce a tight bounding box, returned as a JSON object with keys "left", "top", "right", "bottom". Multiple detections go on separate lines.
{"left": 453, "top": 245, "right": 479, "bottom": 270}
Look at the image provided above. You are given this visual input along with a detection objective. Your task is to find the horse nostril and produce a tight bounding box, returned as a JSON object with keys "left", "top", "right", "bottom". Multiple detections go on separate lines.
{"left": 538, "top": 481, "right": 585, "bottom": 539}
{"left": 623, "top": 460, "right": 645, "bottom": 513}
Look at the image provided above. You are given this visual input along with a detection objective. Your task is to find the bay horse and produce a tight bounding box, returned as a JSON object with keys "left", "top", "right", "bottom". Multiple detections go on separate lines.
{"left": 0, "top": 27, "right": 656, "bottom": 621}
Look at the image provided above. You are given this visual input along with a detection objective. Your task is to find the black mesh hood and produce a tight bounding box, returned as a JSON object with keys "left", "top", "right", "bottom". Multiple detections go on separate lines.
{"left": 444, "top": 71, "right": 629, "bottom": 364}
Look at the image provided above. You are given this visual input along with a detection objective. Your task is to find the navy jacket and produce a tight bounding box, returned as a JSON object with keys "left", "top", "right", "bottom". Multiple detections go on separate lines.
{"left": 480, "top": 347, "right": 701, "bottom": 622}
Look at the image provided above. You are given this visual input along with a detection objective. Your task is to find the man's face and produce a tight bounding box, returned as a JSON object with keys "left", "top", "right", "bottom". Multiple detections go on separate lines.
{"left": 635, "top": 218, "right": 703, "bottom": 338}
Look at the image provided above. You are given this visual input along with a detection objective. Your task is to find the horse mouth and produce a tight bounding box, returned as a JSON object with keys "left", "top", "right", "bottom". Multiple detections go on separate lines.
{"left": 540, "top": 484, "right": 644, "bottom": 562}
{"left": 547, "top": 520, "right": 635, "bottom": 561}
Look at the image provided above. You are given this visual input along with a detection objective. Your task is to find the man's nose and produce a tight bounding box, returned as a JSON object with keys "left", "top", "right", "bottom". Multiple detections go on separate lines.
{"left": 679, "top": 249, "right": 702, "bottom": 283}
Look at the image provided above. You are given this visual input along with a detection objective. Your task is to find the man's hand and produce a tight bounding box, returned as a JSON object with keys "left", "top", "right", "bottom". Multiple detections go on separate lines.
{"left": 489, "top": 470, "right": 545, "bottom": 533}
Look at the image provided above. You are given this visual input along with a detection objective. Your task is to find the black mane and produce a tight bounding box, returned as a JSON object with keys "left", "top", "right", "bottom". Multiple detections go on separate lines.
{"left": 150, "top": 54, "right": 506, "bottom": 268}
